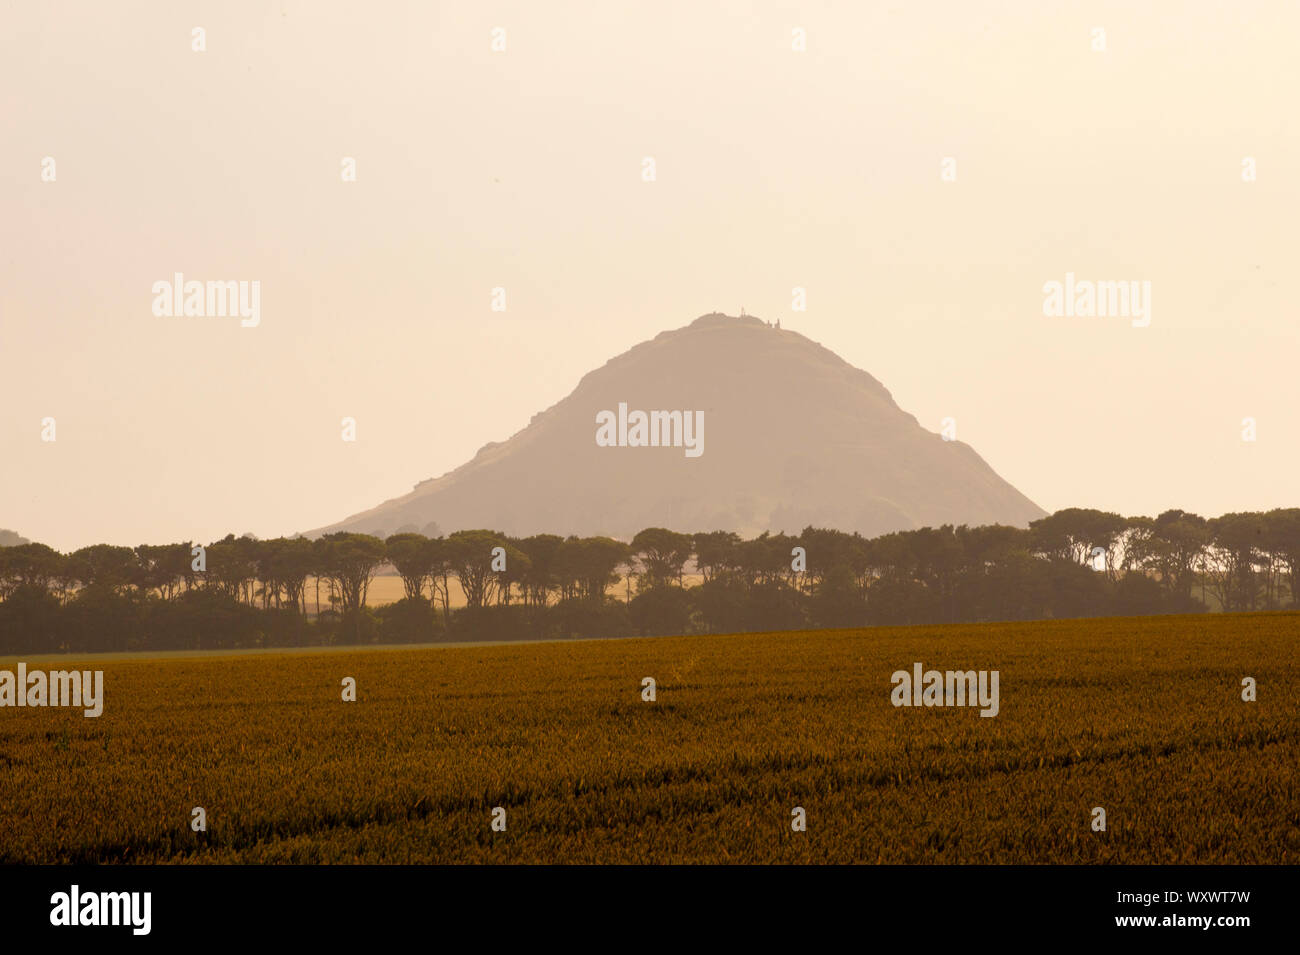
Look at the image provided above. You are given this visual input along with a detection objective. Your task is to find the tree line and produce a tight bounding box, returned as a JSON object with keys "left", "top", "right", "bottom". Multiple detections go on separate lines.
{"left": 1, "top": 507, "right": 1297, "bottom": 654}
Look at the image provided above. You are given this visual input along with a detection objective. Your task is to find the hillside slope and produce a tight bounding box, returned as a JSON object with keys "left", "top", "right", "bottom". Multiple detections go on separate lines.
{"left": 311, "top": 314, "right": 1045, "bottom": 539}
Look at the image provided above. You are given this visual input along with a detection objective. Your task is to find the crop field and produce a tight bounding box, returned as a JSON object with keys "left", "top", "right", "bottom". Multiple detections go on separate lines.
{"left": 1, "top": 612, "right": 1296, "bottom": 864}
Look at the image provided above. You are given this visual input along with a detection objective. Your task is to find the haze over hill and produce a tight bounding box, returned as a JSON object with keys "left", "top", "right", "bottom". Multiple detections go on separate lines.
{"left": 311, "top": 315, "right": 1044, "bottom": 540}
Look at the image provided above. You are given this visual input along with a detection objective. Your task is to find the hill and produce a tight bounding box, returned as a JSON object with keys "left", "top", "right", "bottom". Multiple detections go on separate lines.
{"left": 311, "top": 313, "right": 1044, "bottom": 539}
{"left": 0, "top": 530, "right": 30, "bottom": 548}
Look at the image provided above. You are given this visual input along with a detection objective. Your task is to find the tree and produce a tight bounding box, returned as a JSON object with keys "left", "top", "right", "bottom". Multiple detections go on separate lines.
{"left": 425, "top": 536, "right": 454, "bottom": 627}
{"left": 67, "top": 544, "right": 139, "bottom": 595}
{"left": 316, "top": 533, "right": 387, "bottom": 640}
{"left": 630, "top": 528, "right": 693, "bottom": 589}
{"left": 1206, "top": 513, "right": 1265, "bottom": 611}
{"left": 904, "top": 526, "right": 964, "bottom": 623}
{"left": 204, "top": 535, "right": 257, "bottom": 603}
{"left": 694, "top": 531, "right": 741, "bottom": 584}
{"left": 1030, "top": 508, "right": 1127, "bottom": 576}
{"left": 267, "top": 537, "right": 315, "bottom": 616}
{"left": 446, "top": 530, "right": 523, "bottom": 609}
{"left": 568, "top": 536, "right": 631, "bottom": 602}
{"left": 1126, "top": 511, "right": 1209, "bottom": 606}
{"left": 385, "top": 533, "right": 434, "bottom": 601}
{"left": 0, "top": 543, "right": 64, "bottom": 600}
{"left": 492, "top": 538, "right": 533, "bottom": 606}
{"left": 1262, "top": 508, "right": 1300, "bottom": 607}
{"left": 133, "top": 543, "right": 191, "bottom": 601}
{"left": 516, "top": 534, "right": 564, "bottom": 607}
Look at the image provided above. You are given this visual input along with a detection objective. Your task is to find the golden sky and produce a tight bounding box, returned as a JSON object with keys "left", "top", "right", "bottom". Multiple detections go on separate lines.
{"left": 2, "top": 1, "right": 1297, "bottom": 550}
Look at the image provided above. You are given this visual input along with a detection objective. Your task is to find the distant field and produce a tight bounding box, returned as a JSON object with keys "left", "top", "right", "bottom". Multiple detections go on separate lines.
{"left": 1, "top": 613, "right": 1295, "bottom": 863}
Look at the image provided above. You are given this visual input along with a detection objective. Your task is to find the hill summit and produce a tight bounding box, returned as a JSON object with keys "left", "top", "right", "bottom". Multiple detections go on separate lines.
{"left": 311, "top": 314, "right": 1044, "bottom": 539}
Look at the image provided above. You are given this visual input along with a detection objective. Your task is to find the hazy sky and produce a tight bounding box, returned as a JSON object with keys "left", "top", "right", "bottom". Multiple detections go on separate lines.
{"left": 2, "top": 1, "right": 1297, "bottom": 551}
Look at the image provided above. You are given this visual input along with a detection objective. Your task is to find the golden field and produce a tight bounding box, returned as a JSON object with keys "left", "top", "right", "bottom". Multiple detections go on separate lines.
{"left": 1, "top": 612, "right": 1296, "bottom": 864}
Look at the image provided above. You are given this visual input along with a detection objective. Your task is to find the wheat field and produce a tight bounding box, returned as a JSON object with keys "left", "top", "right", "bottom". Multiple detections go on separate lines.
{"left": 1, "top": 612, "right": 1295, "bottom": 864}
